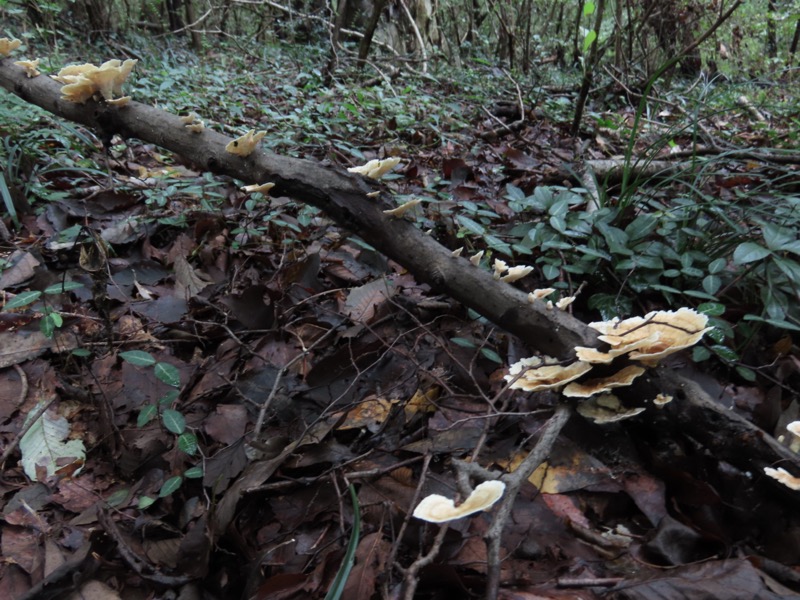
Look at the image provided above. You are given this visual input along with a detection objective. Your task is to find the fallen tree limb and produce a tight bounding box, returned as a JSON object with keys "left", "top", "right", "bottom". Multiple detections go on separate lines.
{"left": 0, "top": 57, "right": 595, "bottom": 358}
{"left": 2, "top": 58, "right": 799, "bottom": 505}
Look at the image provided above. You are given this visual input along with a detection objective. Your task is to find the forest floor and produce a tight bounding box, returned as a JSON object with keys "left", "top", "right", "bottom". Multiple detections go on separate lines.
{"left": 2, "top": 34, "right": 800, "bottom": 600}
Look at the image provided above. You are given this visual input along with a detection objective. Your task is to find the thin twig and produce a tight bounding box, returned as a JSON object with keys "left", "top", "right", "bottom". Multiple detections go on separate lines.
{"left": 484, "top": 403, "right": 572, "bottom": 600}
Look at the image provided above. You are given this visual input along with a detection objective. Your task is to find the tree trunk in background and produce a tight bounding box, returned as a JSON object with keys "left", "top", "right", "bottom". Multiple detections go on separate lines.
{"left": 165, "top": 0, "right": 185, "bottom": 33}
{"left": 766, "top": 0, "right": 777, "bottom": 58}
{"left": 790, "top": 16, "right": 800, "bottom": 65}
{"left": 358, "top": 0, "right": 389, "bottom": 69}
{"left": 571, "top": 0, "right": 606, "bottom": 137}
{"left": 185, "top": 0, "right": 203, "bottom": 50}
{"left": 324, "top": 0, "right": 349, "bottom": 84}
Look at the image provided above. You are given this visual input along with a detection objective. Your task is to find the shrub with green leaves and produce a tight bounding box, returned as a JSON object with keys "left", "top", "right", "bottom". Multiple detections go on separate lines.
{"left": 119, "top": 350, "right": 202, "bottom": 508}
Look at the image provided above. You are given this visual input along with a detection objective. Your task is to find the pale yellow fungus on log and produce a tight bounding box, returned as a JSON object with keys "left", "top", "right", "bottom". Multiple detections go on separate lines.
{"left": 14, "top": 59, "right": 40, "bottom": 77}
{"left": 347, "top": 157, "right": 401, "bottom": 180}
{"left": 383, "top": 198, "right": 421, "bottom": 218}
{"left": 225, "top": 130, "right": 267, "bottom": 157}
{"left": 506, "top": 356, "right": 592, "bottom": 392}
{"left": 0, "top": 38, "right": 22, "bottom": 57}
{"left": 241, "top": 183, "right": 275, "bottom": 195}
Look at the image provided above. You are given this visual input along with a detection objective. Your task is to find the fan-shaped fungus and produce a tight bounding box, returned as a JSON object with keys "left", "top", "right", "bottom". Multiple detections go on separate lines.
{"left": 413, "top": 480, "right": 506, "bottom": 523}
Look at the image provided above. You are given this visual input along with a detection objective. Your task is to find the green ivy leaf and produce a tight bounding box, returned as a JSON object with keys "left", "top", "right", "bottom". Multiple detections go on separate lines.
{"left": 161, "top": 409, "right": 186, "bottom": 434}
{"left": 154, "top": 362, "right": 181, "bottom": 387}
{"left": 44, "top": 281, "right": 85, "bottom": 294}
{"left": 106, "top": 489, "right": 130, "bottom": 507}
{"left": 177, "top": 432, "right": 198, "bottom": 456}
{"left": 119, "top": 350, "right": 156, "bottom": 367}
{"left": 137, "top": 404, "right": 158, "bottom": 428}
{"left": 480, "top": 348, "right": 503, "bottom": 364}
{"left": 450, "top": 337, "right": 476, "bottom": 348}
{"left": 159, "top": 390, "right": 180, "bottom": 405}
{"left": 735, "top": 366, "right": 757, "bottom": 382}
{"left": 138, "top": 495, "right": 156, "bottom": 509}
{"left": 184, "top": 466, "right": 203, "bottom": 479}
{"left": 692, "top": 346, "right": 711, "bottom": 362}
{"left": 158, "top": 475, "right": 183, "bottom": 498}
{"left": 732, "top": 242, "right": 771, "bottom": 265}
{"left": 697, "top": 302, "right": 725, "bottom": 316}
{"left": 711, "top": 345, "right": 739, "bottom": 362}
{"left": 582, "top": 30, "right": 597, "bottom": 53}
{"left": 4, "top": 290, "right": 42, "bottom": 310}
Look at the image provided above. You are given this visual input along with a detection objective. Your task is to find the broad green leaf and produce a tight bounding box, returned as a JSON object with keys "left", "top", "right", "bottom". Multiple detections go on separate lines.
{"left": 773, "top": 256, "right": 800, "bottom": 285}
{"left": 583, "top": 30, "right": 597, "bottom": 52}
{"left": 735, "top": 366, "right": 757, "bottom": 382}
{"left": 159, "top": 390, "right": 180, "bottom": 405}
{"left": 692, "top": 346, "right": 711, "bottom": 362}
{"left": 483, "top": 234, "right": 512, "bottom": 255}
{"left": 702, "top": 275, "right": 721, "bottom": 296}
{"left": 5, "top": 290, "right": 42, "bottom": 310}
{"left": 137, "top": 404, "right": 157, "bottom": 428}
{"left": 44, "top": 281, "right": 84, "bottom": 294}
{"left": 106, "top": 489, "right": 130, "bottom": 507}
{"left": 177, "top": 432, "right": 198, "bottom": 456}
{"left": 624, "top": 214, "right": 658, "bottom": 241}
{"left": 743, "top": 314, "right": 800, "bottom": 332}
{"left": 154, "top": 362, "right": 181, "bottom": 387}
{"left": 697, "top": 302, "right": 725, "bottom": 316}
{"left": 161, "top": 409, "right": 186, "bottom": 434}
{"left": 455, "top": 214, "right": 485, "bottom": 236}
{"left": 707, "top": 258, "right": 727, "bottom": 274}
{"left": 732, "top": 242, "right": 771, "bottom": 265}
{"left": 184, "top": 466, "right": 204, "bottom": 479}
{"left": 450, "top": 337, "right": 476, "bottom": 348}
{"left": 761, "top": 222, "right": 796, "bottom": 252}
{"left": 542, "top": 263, "right": 560, "bottom": 279}
{"left": 71, "top": 348, "right": 92, "bottom": 358}
{"left": 158, "top": 475, "right": 183, "bottom": 498}
{"left": 710, "top": 345, "right": 739, "bottom": 362}
{"left": 584, "top": 2, "right": 596, "bottom": 15}
{"left": 138, "top": 496, "right": 156, "bottom": 509}
{"left": 480, "top": 348, "right": 503, "bottom": 364}
{"left": 119, "top": 350, "right": 156, "bottom": 367}
{"left": 504, "top": 184, "right": 525, "bottom": 202}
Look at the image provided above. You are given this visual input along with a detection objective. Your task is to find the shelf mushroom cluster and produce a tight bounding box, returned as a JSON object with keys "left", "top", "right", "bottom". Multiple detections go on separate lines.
{"left": 54, "top": 59, "right": 138, "bottom": 106}
{"left": 506, "top": 308, "right": 713, "bottom": 423}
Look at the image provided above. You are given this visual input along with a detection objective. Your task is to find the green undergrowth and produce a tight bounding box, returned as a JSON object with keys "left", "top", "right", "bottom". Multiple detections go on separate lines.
{"left": 1, "top": 29, "right": 799, "bottom": 384}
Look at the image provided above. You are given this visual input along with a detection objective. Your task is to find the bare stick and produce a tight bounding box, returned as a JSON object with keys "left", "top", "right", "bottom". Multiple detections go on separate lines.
{"left": 484, "top": 402, "right": 572, "bottom": 600}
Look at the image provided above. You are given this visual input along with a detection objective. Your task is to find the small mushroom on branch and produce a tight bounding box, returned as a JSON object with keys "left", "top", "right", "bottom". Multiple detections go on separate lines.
{"left": 14, "top": 59, "right": 40, "bottom": 77}
{"left": 347, "top": 157, "right": 401, "bottom": 180}
{"left": 0, "top": 38, "right": 22, "bottom": 57}
{"left": 241, "top": 182, "right": 275, "bottom": 195}
{"left": 383, "top": 198, "right": 421, "bottom": 218}
{"left": 413, "top": 480, "right": 506, "bottom": 523}
{"left": 506, "top": 356, "right": 592, "bottom": 392}
{"left": 225, "top": 130, "right": 267, "bottom": 157}
{"left": 764, "top": 467, "right": 800, "bottom": 491}
{"left": 562, "top": 365, "right": 646, "bottom": 398}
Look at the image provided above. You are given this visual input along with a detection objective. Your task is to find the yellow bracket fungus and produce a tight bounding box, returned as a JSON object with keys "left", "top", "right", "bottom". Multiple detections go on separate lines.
{"left": 383, "top": 198, "right": 421, "bottom": 218}
{"left": 506, "top": 356, "right": 592, "bottom": 392}
{"left": 57, "top": 58, "right": 137, "bottom": 105}
{"left": 348, "top": 157, "right": 402, "bottom": 180}
{"left": 15, "top": 59, "right": 40, "bottom": 77}
{"left": 241, "top": 182, "right": 275, "bottom": 195}
{"left": 413, "top": 480, "right": 506, "bottom": 523}
{"left": 0, "top": 38, "right": 22, "bottom": 57}
{"left": 225, "top": 130, "right": 266, "bottom": 157}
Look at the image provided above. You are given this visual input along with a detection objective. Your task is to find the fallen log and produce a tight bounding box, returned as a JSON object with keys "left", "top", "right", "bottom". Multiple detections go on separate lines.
{"left": 1, "top": 57, "right": 798, "bottom": 491}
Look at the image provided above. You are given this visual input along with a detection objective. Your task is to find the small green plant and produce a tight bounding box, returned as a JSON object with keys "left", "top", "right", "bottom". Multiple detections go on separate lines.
{"left": 2, "top": 281, "right": 85, "bottom": 337}
{"left": 118, "top": 350, "right": 202, "bottom": 509}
